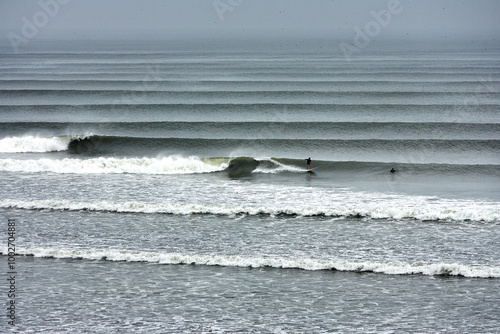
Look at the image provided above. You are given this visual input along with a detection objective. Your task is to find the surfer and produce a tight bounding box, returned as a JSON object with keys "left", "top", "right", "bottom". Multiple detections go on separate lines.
{"left": 305, "top": 157, "right": 312, "bottom": 170}
{"left": 390, "top": 168, "right": 396, "bottom": 174}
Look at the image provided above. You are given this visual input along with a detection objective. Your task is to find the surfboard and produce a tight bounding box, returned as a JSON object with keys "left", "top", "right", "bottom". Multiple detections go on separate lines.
{"left": 305, "top": 168, "right": 317, "bottom": 173}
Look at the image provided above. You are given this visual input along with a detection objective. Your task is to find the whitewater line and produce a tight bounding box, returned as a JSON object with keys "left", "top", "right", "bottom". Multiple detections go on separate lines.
{"left": 1, "top": 198, "right": 499, "bottom": 222}
{"left": 4, "top": 247, "right": 499, "bottom": 278}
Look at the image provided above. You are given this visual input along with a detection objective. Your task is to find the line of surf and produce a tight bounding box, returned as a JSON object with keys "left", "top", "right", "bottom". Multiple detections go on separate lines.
{"left": 1, "top": 199, "right": 498, "bottom": 222}
{"left": 3, "top": 89, "right": 498, "bottom": 97}
{"left": 0, "top": 155, "right": 498, "bottom": 176}
{"left": 2, "top": 122, "right": 497, "bottom": 141}
{"left": 2, "top": 79, "right": 499, "bottom": 84}
{"left": 4, "top": 247, "right": 499, "bottom": 278}
{"left": 6, "top": 135, "right": 499, "bottom": 153}
{"left": 0, "top": 156, "right": 227, "bottom": 175}
{"left": 0, "top": 135, "right": 88, "bottom": 153}
{"left": 2, "top": 76, "right": 499, "bottom": 84}
{"left": 3, "top": 85, "right": 497, "bottom": 93}
{"left": 2, "top": 103, "right": 500, "bottom": 109}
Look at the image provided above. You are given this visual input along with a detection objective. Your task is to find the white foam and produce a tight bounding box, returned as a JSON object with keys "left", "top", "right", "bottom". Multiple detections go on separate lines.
{"left": 0, "top": 135, "right": 72, "bottom": 153}
{"left": 0, "top": 155, "right": 227, "bottom": 175}
{"left": 10, "top": 247, "right": 500, "bottom": 278}
{"left": 254, "top": 157, "right": 305, "bottom": 174}
{"left": 1, "top": 198, "right": 498, "bottom": 222}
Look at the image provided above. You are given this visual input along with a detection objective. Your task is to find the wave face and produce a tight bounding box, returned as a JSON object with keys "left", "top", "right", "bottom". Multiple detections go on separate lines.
{"left": 7, "top": 247, "right": 499, "bottom": 278}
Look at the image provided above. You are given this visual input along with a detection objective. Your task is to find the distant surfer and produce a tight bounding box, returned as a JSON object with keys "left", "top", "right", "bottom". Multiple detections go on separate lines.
{"left": 390, "top": 168, "right": 396, "bottom": 174}
{"left": 305, "top": 157, "right": 312, "bottom": 170}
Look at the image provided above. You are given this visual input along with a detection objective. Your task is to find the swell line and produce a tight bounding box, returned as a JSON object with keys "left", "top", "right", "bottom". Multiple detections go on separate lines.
{"left": 4, "top": 247, "right": 499, "bottom": 278}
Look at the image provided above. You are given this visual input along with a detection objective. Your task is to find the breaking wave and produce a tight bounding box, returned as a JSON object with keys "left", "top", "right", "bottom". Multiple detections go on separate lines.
{"left": 1, "top": 198, "right": 499, "bottom": 222}
{"left": 5, "top": 247, "right": 499, "bottom": 278}
{"left": 0, "top": 153, "right": 498, "bottom": 177}
{"left": 0, "top": 155, "right": 227, "bottom": 175}
{"left": 0, "top": 135, "right": 77, "bottom": 153}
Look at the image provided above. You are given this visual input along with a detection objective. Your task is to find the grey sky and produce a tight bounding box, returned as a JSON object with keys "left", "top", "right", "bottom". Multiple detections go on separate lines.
{"left": 1, "top": 0, "right": 500, "bottom": 41}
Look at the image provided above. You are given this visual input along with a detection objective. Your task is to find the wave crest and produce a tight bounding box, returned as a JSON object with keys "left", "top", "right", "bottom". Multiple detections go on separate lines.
{"left": 0, "top": 135, "right": 75, "bottom": 153}
{"left": 1, "top": 198, "right": 498, "bottom": 222}
{"left": 0, "top": 155, "right": 227, "bottom": 175}
{"left": 7, "top": 247, "right": 500, "bottom": 278}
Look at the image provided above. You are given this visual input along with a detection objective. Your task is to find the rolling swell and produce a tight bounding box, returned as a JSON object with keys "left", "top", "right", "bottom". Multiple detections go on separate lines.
{"left": 1, "top": 122, "right": 499, "bottom": 140}
{"left": 62, "top": 136, "right": 500, "bottom": 165}
{"left": 2, "top": 89, "right": 499, "bottom": 106}
{"left": 2, "top": 79, "right": 499, "bottom": 94}
{"left": 1, "top": 104, "right": 499, "bottom": 125}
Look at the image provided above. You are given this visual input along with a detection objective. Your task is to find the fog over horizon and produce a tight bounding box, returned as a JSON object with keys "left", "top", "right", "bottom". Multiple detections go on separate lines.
{"left": 1, "top": 0, "right": 500, "bottom": 43}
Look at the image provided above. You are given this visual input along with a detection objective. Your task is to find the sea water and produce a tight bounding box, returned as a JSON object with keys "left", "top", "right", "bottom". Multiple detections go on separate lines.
{"left": 0, "top": 39, "right": 499, "bottom": 333}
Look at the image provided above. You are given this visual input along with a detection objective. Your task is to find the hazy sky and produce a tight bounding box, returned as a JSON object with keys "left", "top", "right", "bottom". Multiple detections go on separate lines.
{"left": 1, "top": 0, "right": 500, "bottom": 41}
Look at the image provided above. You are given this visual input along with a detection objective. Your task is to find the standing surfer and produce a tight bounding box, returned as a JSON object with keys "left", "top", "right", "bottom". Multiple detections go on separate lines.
{"left": 305, "top": 157, "right": 312, "bottom": 170}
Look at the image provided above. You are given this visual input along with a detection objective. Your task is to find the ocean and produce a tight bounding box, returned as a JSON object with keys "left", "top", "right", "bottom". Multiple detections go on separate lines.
{"left": 1, "top": 38, "right": 499, "bottom": 333}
